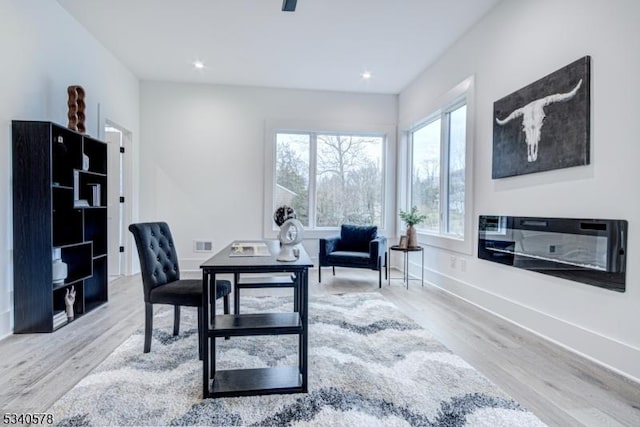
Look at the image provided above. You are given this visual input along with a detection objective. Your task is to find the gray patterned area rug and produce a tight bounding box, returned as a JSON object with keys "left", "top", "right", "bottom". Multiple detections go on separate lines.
{"left": 50, "top": 293, "right": 546, "bottom": 426}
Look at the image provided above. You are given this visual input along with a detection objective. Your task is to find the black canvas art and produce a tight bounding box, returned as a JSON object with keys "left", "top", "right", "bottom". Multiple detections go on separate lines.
{"left": 492, "top": 56, "right": 591, "bottom": 178}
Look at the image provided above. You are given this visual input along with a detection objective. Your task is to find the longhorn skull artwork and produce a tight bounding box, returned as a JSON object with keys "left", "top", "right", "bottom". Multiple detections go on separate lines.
{"left": 495, "top": 79, "right": 582, "bottom": 162}
{"left": 492, "top": 56, "right": 590, "bottom": 179}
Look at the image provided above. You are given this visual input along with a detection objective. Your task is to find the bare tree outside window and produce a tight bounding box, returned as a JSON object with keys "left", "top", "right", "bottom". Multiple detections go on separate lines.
{"left": 275, "top": 133, "right": 309, "bottom": 226}
{"left": 447, "top": 105, "right": 466, "bottom": 236}
{"left": 316, "top": 135, "right": 383, "bottom": 227}
{"left": 410, "top": 101, "right": 466, "bottom": 237}
{"left": 411, "top": 119, "right": 441, "bottom": 232}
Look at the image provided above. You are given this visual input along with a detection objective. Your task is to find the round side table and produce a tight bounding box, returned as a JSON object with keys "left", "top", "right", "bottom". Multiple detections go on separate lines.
{"left": 388, "top": 245, "right": 424, "bottom": 289}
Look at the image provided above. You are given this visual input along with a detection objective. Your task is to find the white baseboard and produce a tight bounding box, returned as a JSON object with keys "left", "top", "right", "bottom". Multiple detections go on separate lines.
{"left": 0, "top": 308, "right": 12, "bottom": 339}
{"left": 405, "top": 259, "right": 640, "bottom": 384}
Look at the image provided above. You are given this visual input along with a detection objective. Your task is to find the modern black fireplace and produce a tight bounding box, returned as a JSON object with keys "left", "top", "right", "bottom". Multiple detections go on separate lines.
{"left": 478, "top": 216, "right": 627, "bottom": 292}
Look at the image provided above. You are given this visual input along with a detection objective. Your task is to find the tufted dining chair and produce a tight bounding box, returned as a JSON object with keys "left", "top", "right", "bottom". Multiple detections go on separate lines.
{"left": 128, "top": 222, "right": 231, "bottom": 356}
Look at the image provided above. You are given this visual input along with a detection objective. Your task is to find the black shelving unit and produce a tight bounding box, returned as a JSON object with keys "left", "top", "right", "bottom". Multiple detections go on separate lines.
{"left": 12, "top": 121, "right": 108, "bottom": 333}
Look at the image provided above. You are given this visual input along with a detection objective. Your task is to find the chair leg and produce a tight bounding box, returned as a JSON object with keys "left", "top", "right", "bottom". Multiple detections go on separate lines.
{"left": 197, "top": 306, "right": 203, "bottom": 360}
{"left": 173, "top": 305, "right": 180, "bottom": 336}
{"left": 332, "top": 266, "right": 335, "bottom": 276}
{"left": 210, "top": 285, "right": 215, "bottom": 320}
{"left": 144, "top": 303, "right": 153, "bottom": 353}
{"left": 223, "top": 294, "right": 230, "bottom": 314}
{"left": 319, "top": 265, "right": 322, "bottom": 283}
{"left": 379, "top": 260, "right": 382, "bottom": 288}
{"left": 385, "top": 252, "right": 388, "bottom": 280}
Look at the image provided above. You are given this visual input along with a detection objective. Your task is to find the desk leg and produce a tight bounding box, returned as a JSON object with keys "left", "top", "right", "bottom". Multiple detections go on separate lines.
{"left": 421, "top": 249, "right": 424, "bottom": 287}
{"left": 300, "top": 268, "right": 308, "bottom": 392}
{"left": 297, "top": 271, "right": 303, "bottom": 370}
{"left": 233, "top": 272, "right": 240, "bottom": 315}
{"left": 202, "top": 270, "right": 210, "bottom": 398}
{"left": 293, "top": 272, "right": 299, "bottom": 312}
{"left": 212, "top": 273, "right": 218, "bottom": 379}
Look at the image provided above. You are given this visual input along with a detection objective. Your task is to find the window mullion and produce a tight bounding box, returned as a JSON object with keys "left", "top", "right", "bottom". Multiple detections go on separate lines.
{"left": 407, "top": 132, "right": 414, "bottom": 211}
{"left": 308, "top": 133, "right": 318, "bottom": 228}
{"left": 440, "top": 111, "right": 450, "bottom": 235}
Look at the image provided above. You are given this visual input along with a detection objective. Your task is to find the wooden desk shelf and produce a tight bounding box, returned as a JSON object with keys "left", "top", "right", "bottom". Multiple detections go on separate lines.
{"left": 209, "top": 312, "right": 302, "bottom": 337}
{"left": 209, "top": 366, "right": 303, "bottom": 398}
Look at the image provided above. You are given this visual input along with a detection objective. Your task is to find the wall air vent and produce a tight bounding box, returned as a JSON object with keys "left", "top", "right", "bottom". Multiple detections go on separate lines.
{"left": 194, "top": 240, "right": 213, "bottom": 252}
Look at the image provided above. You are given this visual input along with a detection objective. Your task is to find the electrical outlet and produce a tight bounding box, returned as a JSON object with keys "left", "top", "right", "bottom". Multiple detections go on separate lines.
{"left": 460, "top": 259, "right": 467, "bottom": 272}
{"left": 450, "top": 255, "right": 457, "bottom": 269}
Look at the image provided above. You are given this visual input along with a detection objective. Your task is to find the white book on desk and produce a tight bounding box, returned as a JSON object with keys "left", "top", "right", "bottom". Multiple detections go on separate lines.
{"left": 229, "top": 242, "right": 270, "bottom": 257}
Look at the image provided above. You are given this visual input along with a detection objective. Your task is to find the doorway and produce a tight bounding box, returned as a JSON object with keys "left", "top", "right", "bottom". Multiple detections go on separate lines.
{"left": 104, "top": 121, "right": 132, "bottom": 280}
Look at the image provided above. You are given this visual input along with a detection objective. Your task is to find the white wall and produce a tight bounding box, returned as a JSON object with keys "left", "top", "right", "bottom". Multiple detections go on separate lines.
{"left": 139, "top": 81, "right": 397, "bottom": 270}
{"left": 0, "top": 1, "right": 140, "bottom": 338}
{"left": 399, "top": 0, "right": 640, "bottom": 381}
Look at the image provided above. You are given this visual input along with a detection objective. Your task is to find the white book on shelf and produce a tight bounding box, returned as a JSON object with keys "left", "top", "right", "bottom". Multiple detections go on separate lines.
{"left": 53, "top": 316, "right": 68, "bottom": 327}
{"left": 88, "top": 183, "right": 101, "bottom": 207}
{"left": 53, "top": 311, "right": 67, "bottom": 323}
{"left": 73, "top": 170, "right": 79, "bottom": 201}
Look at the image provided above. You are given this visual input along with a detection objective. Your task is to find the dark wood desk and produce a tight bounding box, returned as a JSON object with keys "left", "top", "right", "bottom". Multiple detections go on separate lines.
{"left": 200, "top": 240, "right": 312, "bottom": 398}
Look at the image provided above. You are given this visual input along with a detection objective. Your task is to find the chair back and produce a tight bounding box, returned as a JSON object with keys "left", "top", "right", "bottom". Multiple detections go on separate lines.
{"left": 339, "top": 224, "right": 378, "bottom": 251}
{"left": 129, "top": 222, "right": 181, "bottom": 302}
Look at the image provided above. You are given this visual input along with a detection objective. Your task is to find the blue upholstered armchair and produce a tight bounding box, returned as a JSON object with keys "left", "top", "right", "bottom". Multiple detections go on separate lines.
{"left": 318, "top": 224, "right": 387, "bottom": 287}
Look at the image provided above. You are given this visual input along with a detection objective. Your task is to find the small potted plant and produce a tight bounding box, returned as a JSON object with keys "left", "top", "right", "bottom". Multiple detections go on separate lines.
{"left": 399, "top": 206, "right": 427, "bottom": 248}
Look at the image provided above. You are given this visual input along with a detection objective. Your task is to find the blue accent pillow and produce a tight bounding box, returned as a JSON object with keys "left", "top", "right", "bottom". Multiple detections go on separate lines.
{"left": 340, "top": 224, "right": 377, "bottom": 251}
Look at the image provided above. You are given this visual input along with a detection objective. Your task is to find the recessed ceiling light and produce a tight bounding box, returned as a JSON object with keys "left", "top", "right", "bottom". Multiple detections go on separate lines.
{"left": 193, "top": 60, "right": 205, "bottom": 69}
{"left": 361, "top": 71, "right": 372, "bottom": 80}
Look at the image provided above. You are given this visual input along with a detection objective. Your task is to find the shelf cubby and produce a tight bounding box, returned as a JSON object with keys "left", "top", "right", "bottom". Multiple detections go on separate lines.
{"left": 84, "top": 208, "right": 107, "bottom": 256}
{"left": 77, "top": 171, "right": 107, "bottom": 207}
{"left": 53, "top": 283, "right": 85, "bottom": 318}
{"left": 51, "top": 127, "right": 82, "bottom": 187}
{"left": 83, "top": 136, "right": 108, "bottom": 175}
{"left": 85, "top": 256, "right": 108, "bottom": 309}
{"left": 52, "top": 188, "right": 83, "bottom": 246}
{"left": 60, "top": 242, "right": 93, "bottom": 285}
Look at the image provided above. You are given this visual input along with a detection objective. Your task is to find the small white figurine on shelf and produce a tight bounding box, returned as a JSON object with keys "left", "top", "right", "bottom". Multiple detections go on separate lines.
{"left": 65, "top": 286, "right": 76, "bottom": 321}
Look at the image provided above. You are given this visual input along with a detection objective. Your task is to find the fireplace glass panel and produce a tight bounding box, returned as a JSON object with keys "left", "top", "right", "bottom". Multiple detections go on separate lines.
{"left": 478, "top": 216, "right": 627, "bottom": 292}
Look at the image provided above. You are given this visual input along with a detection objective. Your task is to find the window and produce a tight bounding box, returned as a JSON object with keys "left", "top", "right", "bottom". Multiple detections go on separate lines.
{"left": 275, "top": 133, "right": 310, "bottom": 226}
{"left": 274, "top": 131, "right": 385, "bottom": 229}
{"left": 410, "top": 100, "right": 467, "bottom": 238}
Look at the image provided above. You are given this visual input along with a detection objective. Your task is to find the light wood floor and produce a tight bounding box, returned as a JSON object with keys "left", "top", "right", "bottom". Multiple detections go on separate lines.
{"left": 1, "top": 269, "right": 638, "bottom": 426}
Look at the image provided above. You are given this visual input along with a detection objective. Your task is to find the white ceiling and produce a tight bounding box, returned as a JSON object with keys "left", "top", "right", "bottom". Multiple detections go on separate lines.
{"left": 57, "top": 0, "right": 499, "bottom": 94}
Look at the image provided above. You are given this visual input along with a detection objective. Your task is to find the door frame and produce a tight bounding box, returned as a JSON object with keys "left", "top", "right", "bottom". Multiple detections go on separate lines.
{"left": 103, "top": 119, "right": 134, "bottom": 277}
